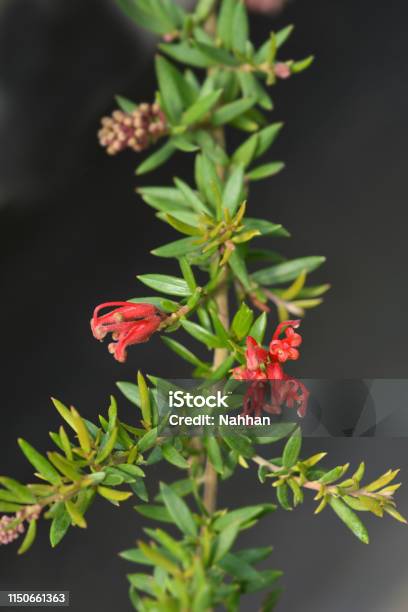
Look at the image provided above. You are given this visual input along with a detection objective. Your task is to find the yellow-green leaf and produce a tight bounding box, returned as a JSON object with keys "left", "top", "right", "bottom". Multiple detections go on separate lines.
{"left": 97, "top": 486, "right": 133, "bottom": 503}
{"left": 65, "top": 500, "right": 87, "bottom": 528}
{"left": 17, "top": 519, "right": 37, "bottom": 555}
{"left": 70, "top": 407, "right": 91, "bottom": 454}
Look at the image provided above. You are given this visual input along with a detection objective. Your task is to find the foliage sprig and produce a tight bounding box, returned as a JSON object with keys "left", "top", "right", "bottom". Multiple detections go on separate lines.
{"left": 1, "top": 1, "right": 405, "bottom": 610}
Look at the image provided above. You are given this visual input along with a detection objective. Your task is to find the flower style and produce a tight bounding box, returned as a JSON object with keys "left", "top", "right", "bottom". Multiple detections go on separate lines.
{"left": 233, "top": 320, "right": 308, "bottom": 417}
{"left": 98, "top": 103, "right": 167, "bottom": 156}
{"left": 91, "top": 302, "right": 164, "bottom": 363}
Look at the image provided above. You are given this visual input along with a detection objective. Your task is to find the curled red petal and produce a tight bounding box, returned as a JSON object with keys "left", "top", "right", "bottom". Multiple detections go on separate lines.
{"left": 272, "top": 319, "right": 301, "bottom": 341}
{"left": 108, "top": 315, "right": 162, "bottom": 363}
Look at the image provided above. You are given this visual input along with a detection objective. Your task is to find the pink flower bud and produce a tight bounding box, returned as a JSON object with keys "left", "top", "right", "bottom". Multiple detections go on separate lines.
{"left": 245, "top": 0, "right": 288, "bottom": 14}
{"left": 98, "top": 103, "right": 167, "bottom": 156}
{"left": 274, "top": 62, "right": 291, "bottom": 79}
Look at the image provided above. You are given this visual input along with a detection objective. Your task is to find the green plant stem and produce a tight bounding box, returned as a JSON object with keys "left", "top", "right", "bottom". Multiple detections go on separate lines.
{"left": 252, "top": 455, "right": 395, "bottom": 501}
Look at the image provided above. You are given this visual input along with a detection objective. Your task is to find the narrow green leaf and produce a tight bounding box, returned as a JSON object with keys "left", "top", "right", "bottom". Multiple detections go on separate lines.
{"left": 47, "top": 453, "right": 82, "bottom": 481}
{"left": 159, "top": 41, "right": 212, "bottom": 68}
{"left": 97, "top": 486, "right": 133, "bottom": 503}
{"left": 231, "top": 303, "right": 254, "bottom": 340}
{"left": 195, "top": 0, "right": 217, "bottom": 21}
{"left": 195, "top": 42, "right": 238, "bottom": 67}
{"left": 319, "top": 466, "right": 346, "bottom": 485}
{"left": 0, "top": 501, "right": 23, "bottom": 512}
{"left": 136, "top": 141, "right": 176, "bottom": 176}
{"left": 282, "top": 428, "right": 301, "bottom": 468}
{"left": 51, "top": 397, "right": 76, "bottom": 431}
{"left": 134, "top": 504, "right": 172, "bottom": 523}
{"left": 137, "top": 273, "right": 191, "bottom": 296}
{"left": 247, "top": 162, "right": 285, "bottom": 181}
{"left": 223, "top": 164, "right": 244, "bottom": 215}
{"left": 138, "top": 428, "right": 158, "bottom": 453}
{"left": 179, "top": 257, "right": 197, "bottom": 291}
{"left": 115, "top": 95, "right": 137, "bottom": 113}
{"left": 155, "top": 55, "right": 185, "bottom": 122}
{"left": 291, "top": 55, "right": 314, "bottom": 74}
{"left": 162, "top": 443, "right": 189, "bottom": 469}
{"left": 205, "top": 437, "right": 224, "bottom": 475}
{"left": 181, "top": 89, "right": 222, "bottom": 126}
{"left": 18, "top": 439, "right": 61, "bottom": 486}
{"left": 222, "top": 434, "right": 254, "bottom": 458}
{"left": 214, "top": 504, "right": 276, "bottom": 531}
{"left": 160, "top": 482, "right": 197, "bottom": 536}
{"left": 232, "top": 1, "right": 249, "bottom": 55}
{"left": 137, "top": 371, "right": 152, "bottom": 427}
{"left": 212, "top": 97, "right": 257, "bottom": 126}
{"left": 117, "top": 0, "right": 173, "bottom": 35}
{"left": 0, "top": 478, "right": 36, "bottom": 504}
{"left": 50, "top": 507, "right": 71, "bottom": 548}
{"left": 131, "top": 479, "right": 149, "bottom": 502}
{"left": 217, "top": 0, "right": 235, "bottom": 48}
{"left": 229, "top": 249, "right": 251, "bottom": 290}
{"left": 252, "top": 256, "right": 326, "bottom": 286}
{"left": 116, "top": 382, "right": 141, "bottom": 407}
{"left": 329, "top": 497, "right": 369, "bottom": 544}
{"left": 276, "top": 24, "right": 294, "bottom": 48}
{"left": 65, "top": 500, "right": 86, "bottom": 528}
{"left": 213, "top": 521, "right": 240, "bottom": 562}
{"left": 232, "top": 123, "right": 283, "bottom": 166}
{"left": 180, "top": 319, "right": 225, "bottom": 349}
{"left": 277, "top": 483, "right": 292, "bottom": 511}
{"left": 152, "top": 236, "right": 199, "bottom": 258}
{"left": 70, "top": 407, "right": 91, "bottom": 454}
{"left": 17, "top": 520, "right": 37, "bottom": 555}
{"left": 95, "top": 427, "right": 118, "bottom": 464}
{"left": 249, "top": 312, "right": 267, "bottom": 343}
{"left": 162, "top": 337, "right": 209, "bottom": 369}
{"left": 174, "top": 177, "right": 210, "bottom": 214}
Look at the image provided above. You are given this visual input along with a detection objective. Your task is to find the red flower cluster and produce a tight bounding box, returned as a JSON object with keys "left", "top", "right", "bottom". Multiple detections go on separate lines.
{"left": 91, "top": 302, "right": 164, "bottom": 363}
{"left": 233, "top": 320, "right": 302, "bottom": 380}
{"left": 233, "top": 320, "right": 309, "bottom": 417}
{"left": 98, "top": 103, "right": 167, "bottom": 156}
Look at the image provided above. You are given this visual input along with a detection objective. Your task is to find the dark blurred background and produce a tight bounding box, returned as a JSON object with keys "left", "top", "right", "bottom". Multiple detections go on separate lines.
{"left": 1, "top": 0, "right": 407, "bottom": 610}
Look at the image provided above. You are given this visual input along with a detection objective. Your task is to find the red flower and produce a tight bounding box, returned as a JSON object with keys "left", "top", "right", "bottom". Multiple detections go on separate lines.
{"left": 91, "top": 302, "right": 164, "bottom": 363}
{"left": 269, "top": 319, "right": 302, "bottom": 363}
{"left": 233, "top": 336, "right": 268, "bottom": 379}
{"left": 232, "top": 320, "right": 308, "bottom": 417}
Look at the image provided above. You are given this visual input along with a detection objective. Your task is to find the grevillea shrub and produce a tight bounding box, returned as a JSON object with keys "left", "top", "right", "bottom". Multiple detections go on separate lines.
{"left": 1, "top": 1, "right": 405, "bottom": 609}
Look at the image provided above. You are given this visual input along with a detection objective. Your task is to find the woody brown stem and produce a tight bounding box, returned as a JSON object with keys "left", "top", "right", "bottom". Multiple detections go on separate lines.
{"left": 202, "top": 2, "right": 231, "bottom": 517}
{"left": 203, "top": 276, "right": 229, "bottom": 514}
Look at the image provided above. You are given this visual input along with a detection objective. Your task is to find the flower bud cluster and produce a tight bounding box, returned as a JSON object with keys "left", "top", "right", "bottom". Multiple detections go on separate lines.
{"left": 0, "top": 515, "right": 25, "bottom": 545}
{"left": 0, "top": 505, "right": 42, "bottom": 546}
{"left": 98, "top": 103, "right": 167, "bottom": 156}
